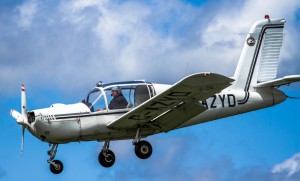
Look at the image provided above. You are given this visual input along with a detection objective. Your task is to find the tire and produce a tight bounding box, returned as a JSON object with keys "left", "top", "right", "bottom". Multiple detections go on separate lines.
{"left": 135, "top": 140, "right": 152, "bottom": 159}
{"left": 98, "top": 150, "right": 115, "bottom": 168}
{"left": 50, "top": 160, "right": 64, "bottom": 174}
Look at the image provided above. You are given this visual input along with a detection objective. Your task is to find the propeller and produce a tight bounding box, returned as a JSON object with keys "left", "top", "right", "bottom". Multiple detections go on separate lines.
{"left": 21, "top": 126, "right": 25, "bottom": 156}
{"left": 10, "top": 84, "right": 29, "bottom": 156}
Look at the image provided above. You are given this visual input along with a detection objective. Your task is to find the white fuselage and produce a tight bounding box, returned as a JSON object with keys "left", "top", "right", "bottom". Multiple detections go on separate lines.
{"left": 25, "top": 86, "right": 286, "bottom": 144}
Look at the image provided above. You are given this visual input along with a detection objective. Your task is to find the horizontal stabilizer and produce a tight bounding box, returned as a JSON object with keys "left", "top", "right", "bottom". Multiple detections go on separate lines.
{"left": 254, "top": 75, "right": 300, "bottom": 88}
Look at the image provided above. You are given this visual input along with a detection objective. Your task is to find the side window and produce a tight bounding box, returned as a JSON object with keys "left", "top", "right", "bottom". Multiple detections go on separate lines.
{"left": 134, "top": 85, "right": 151, "bottom": 107}
{"left": 121, "top": 88, "right": 131, "bottom": 107}
{"left": 105, "top": 86, "right": 133, "bottom": 110}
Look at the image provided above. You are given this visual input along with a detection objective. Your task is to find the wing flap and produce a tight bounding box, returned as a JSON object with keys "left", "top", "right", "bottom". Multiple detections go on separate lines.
{"left": 254, "top": 75, "right": 300, "bottom": 88}
{"left": 107, "top": 73, "right": 234, "bottom": 130}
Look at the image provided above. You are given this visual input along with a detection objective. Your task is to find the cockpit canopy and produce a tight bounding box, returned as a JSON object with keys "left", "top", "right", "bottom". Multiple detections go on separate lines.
{"left": 82, "top": 81, "right": 156, "bottom": 112}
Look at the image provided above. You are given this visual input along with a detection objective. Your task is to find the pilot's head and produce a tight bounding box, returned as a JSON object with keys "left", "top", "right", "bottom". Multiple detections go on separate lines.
{"left": 111, "top": 86, "right": 122, "bottom": 97}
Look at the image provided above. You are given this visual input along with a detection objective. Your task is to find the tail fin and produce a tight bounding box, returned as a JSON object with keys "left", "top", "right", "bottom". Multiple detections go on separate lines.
{"left": 233, "top": 17, "right": 286, "bottom": 91}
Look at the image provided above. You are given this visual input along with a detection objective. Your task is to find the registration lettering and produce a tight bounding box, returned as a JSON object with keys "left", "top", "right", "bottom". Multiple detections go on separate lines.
{"left": 201, "top": 94, "right": 236, "bottom": 109}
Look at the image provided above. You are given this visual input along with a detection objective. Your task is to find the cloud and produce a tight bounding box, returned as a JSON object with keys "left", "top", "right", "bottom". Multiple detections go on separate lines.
{"left": 16, "top": 0, "right": 39, "bottom": 28}
{"left": 272, "top": 153, "right": 300, "bottom": 177}
{"left": 1, "top": 0, "right": 300, "bottom": 97}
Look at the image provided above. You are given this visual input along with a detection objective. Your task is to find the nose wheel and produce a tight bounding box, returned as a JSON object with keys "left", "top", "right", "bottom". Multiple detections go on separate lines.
{"left": 49, "top": 160, "right": 63, "bottom": 174}
{"left": 98, "top": 141, "right": 115, "bottom": 168}
{"left": 47, "top": 144, "right": 64, "bottom": 174}
{"left": 98, "top": 150, "right": 115, "bottom": 167}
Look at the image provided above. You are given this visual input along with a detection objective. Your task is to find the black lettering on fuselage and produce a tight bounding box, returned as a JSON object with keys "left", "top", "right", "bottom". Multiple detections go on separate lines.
{"left": 210, "top": 95, "right": 217, "bottom": 108}
{"left": 201, "top": 100, "right": 208, "bottom": 109}
{"left": 228, "top": 94, "right": 236, "bottom": 107}
{"left": 201, "top": 94, "right": 237, "bottom": 109}
{"left": 218, "top": 94, "right": 226, "bottom": 107}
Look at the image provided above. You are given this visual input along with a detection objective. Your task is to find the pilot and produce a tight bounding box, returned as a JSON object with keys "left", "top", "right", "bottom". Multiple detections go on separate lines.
{"left": 108, "top": 86, "right": 128, "bottom": 109}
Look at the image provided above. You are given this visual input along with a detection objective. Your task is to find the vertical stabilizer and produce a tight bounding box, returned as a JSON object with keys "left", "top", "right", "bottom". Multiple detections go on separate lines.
{"left": 233, "top": 17, "right": 286, "bottom": 92}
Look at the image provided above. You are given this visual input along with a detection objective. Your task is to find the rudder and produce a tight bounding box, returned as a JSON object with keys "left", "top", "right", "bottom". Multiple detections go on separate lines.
{"left": 233, "top": 17, "right": 286, "bottom": 92}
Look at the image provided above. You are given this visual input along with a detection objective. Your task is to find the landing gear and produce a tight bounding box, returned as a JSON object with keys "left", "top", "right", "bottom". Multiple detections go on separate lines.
{"left": 47, "top": 144, "right": 63, "bottom": 174}
{"left": 134, "top": 140, "right": 152, "bottom": 159}
{"left": 49, "top": 160, "right": 63, "bottom": 174}
{"left": 98, "top": 150, "right": 115, "bottom": 167}
{"left": 45, "top": 136, "right": 153, "bottom": 173}
{"left": 98, "top": 141, "right": 115, "bottom": 168}
{"left": 132, "top": 128, "right": 153, "bottom": 159}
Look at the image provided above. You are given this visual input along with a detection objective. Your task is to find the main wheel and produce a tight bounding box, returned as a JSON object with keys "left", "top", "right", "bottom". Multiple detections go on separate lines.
{"left": 135, "top": 140, "right": 152, "bottom": 159}
{"left": 98, "top": 150, "right": 115, "bottom": 168}
{"left": 49, "top": 160, "right": 63, "bottom": 174}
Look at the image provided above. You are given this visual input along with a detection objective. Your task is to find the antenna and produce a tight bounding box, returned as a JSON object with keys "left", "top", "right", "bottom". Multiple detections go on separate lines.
{"left": 287, "top": 95, "right": 300, "bottom": 100}
{"left": 185, "top": 61, "right": 189, "bottom": 76}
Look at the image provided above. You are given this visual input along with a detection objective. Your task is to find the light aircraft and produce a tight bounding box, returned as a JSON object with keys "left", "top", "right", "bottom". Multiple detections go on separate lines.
{"left": 10, "top": 16, "right": 300, "bottom": 174}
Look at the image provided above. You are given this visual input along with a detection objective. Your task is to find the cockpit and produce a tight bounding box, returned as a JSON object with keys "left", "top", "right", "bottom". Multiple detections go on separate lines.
{"left": 82, "top": 81, "right": 156, "bottom": 112}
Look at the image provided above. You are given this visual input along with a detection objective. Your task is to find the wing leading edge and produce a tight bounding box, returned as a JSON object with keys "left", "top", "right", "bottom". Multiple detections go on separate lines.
{"left": 107, "top": 73, "right": 234, "bottom": 132}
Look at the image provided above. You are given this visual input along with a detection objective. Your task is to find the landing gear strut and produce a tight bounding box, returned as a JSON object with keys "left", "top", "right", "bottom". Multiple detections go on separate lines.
{"left": 47, "top": 144, "right": 63, "bottom": 174}
{"left": 133, "top": 128, "right": 153, "bottom": 159}
{"left": 98, "top": 141, "right": 115, "bottom": 168}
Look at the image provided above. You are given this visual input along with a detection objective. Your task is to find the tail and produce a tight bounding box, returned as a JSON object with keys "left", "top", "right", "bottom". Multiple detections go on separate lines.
{"left": 233, "top": 16, "right": 286, "bottom": 91}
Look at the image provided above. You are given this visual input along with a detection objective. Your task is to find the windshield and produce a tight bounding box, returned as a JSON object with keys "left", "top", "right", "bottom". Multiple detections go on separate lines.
{"left": 83, "top": 88, "right": 107, "bottom": 112}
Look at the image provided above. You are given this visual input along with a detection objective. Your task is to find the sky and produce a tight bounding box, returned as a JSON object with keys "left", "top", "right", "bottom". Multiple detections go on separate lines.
{"left": 1, "top": 0, "right": 300, "bottom": 180}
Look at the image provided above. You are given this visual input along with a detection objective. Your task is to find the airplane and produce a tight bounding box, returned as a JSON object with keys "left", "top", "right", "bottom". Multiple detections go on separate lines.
{"left": 10, "top": 15, "right": 300, "bottom": 174}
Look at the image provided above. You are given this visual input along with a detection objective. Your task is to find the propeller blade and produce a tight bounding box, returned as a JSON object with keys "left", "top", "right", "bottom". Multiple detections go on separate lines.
{"left": 21, "top": 84, "right": 28, "bottom": 124}
{"left": 10, "top": 109, "right": 21, "bottom": 120}
{"left": 21, "top": 126, "right": 25, "bottom": 156}
{"left": 10, "top": 109, "right": 25, "bottom": 125}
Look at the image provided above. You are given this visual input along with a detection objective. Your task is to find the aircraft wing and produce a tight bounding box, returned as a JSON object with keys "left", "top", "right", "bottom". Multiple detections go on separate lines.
{"left": 107, "top": 73, "right": 234, "bottom": 132}
{"left": 254, "top": 75, "right": 300, "bottom": 88}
